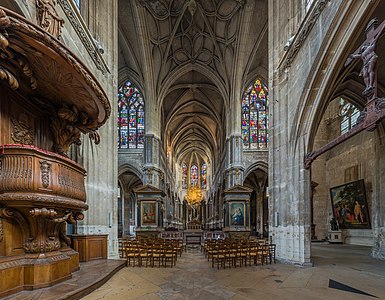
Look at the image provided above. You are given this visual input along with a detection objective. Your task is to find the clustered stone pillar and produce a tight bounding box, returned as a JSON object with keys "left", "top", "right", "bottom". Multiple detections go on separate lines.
{"left": 143, "top": 134, "right": 164, "bottom": 189}
{"left": 224, "top": 135, "right": 244, "bottom": 189}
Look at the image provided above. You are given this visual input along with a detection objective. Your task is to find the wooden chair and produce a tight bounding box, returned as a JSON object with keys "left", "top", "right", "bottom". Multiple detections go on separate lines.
{"left": 118, "top": 238, "right": 126, "bottom": 258}
{"left": 211, "top": 244, "right": 225, "bottom": 269}
{"left": 236, "top": 241, "right": 248, "bottom": 267}
{"left": 225, "top": 243, "right": 237, "bottom": 268}
{"left": 138, "top": 243, "right": 151, "bottom": 267}
{"left": 259, "top": 244, "right": 270, "bottom": 265}
{"left": 151, "top": 243, "right": 163, "bottom": 267}
{"left": 125, "top": 241, "right": 139, "bottom": 267}
{"left": 172, "top": 239, "right": 183, "bottom": 258}
{"left": 163, "top": 243, "right": 175, "bottom": 267}
{"left": 206, "top": 240, "right": 217, "bottom": 261}
{"left": 269, "top": 244, "right": 276, "bottom": 264}
{"left": 247, "top": 241, "right": 258, "bottom": 266}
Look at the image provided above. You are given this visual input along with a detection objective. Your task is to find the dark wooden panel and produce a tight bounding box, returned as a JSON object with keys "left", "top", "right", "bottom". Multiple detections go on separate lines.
{"left": 71, "top": 235, "right": 108, "bottom": 262}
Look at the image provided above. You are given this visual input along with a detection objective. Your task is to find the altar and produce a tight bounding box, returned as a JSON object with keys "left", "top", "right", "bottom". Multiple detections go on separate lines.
{"left": 184, "top": 230, "right": 203, "bottom": 246}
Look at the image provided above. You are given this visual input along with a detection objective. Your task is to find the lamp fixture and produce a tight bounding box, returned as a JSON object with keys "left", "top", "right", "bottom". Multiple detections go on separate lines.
{"left": 185, "top": 185, "right": 203, "bottom": 206}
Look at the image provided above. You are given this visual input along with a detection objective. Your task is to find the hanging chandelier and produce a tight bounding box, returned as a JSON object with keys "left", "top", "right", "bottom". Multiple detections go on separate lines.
{"left": 185, "top": 185, "right": 203, "bottom": 206}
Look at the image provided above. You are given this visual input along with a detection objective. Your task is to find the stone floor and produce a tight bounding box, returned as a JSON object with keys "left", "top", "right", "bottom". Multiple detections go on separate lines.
{"left": 83, "top": 243, "right": 385, "bottom": 300}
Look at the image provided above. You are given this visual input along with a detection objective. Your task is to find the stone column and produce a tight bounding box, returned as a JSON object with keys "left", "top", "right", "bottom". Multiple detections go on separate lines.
{"left": 143, "top": 135, "right": 164, "bottom": 189}
{"left": 372, "top": 130, "right": 385, "bottom": 259}
{"left": 71, "top": 0, "right": 119, "bottom": 259}
{"left": 225, "top": 135, "right": 244, "bottom": 189}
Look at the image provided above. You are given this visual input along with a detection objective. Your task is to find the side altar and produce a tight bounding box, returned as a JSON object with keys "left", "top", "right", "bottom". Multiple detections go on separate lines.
{"left": 223, "top": 185, "right": 252, "bottom": 239}
{"left": 134, "top": 185, "right": 165, "bottom": 238}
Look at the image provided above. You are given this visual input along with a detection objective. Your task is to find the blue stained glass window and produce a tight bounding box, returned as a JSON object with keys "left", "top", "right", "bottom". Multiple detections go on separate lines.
{"left": 242, "top": 79, "right": 269, "bottom": 149}
{"left": 201, "top": 163, "right": 207, "bottom": 189}
{"left": 191, "top": 164, "right": 198, "bottom": 186}
{"left": 118, "top": 81, "right": 145, "bottom": 149}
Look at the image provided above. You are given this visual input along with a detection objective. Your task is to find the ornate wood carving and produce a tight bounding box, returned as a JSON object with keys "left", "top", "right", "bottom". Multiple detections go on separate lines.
{"left": 36, "top": 0, "right": 64, "bottom": 39}
{"left": 0, "top": 7, "right": 107, "bottom": 294}
{"left": 50, "top": 105, "right": 101, "bottom": 156}
{"left": 0, "top": 253, "right": 70, "bottom": 270}
{"left": 0, "top": 207, "right": 31, "bottom": 244}
{"left": 0, "top": 194, "right": 87, "bottom": 210}
{"left": 0, "top": 10, "right": 19, "bottom": 90}
{"left": 305, "top": 18, "right": 385, "bottom": 168}
{"left": 11, "top": 113, "right": 34, "bottom": 145}
{"left": 57, "top": 0, "right": 109, "bottom": 74}
{"left": 0, "top": 145, "right": 87, "bottom": 203}
{"left": 24, "top": 208, "right": 82, "bottom": 253}
{"left": 29, "top": 207, "right": 57, "bottom": 218}
{"left": 24, "top": 236, "right": 61, "bottom": 253}
{"left": 0, "top": 10, "right": 38, "bottom": 91}
{"left": 281, "top": 0, "right": 331, "bottom": 71}
{"left": 39, "top": 160, "right": 51, "bottom": 188}
{"left": 0, "top": 217, "right": 3, "bottom": 242}
{"left": 0, "top": 7, "right": 110, "bottom": 156}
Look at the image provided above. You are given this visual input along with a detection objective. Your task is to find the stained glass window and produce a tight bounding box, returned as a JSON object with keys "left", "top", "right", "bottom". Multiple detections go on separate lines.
{"left": 118, "top": 81, "right": 145, "bottom": 149}
{"left": 242, "top": 79, "right": 269, "bottom": 149}
{"left": 201, "top": 163, "right": 207, "bottom": 189}
{"left": 191, "top": 164, "right": 198, "bottom": 186}
{"left": 182, "top": 162, "right": 187, "bottom": 189}
{"left": 340, "top": 98, "right": 360, "bottom": 135}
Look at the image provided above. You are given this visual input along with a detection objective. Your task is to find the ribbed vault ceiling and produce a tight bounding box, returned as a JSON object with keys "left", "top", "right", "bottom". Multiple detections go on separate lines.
{"left": 119, "top": 0, "right": 268, "bottom": 171}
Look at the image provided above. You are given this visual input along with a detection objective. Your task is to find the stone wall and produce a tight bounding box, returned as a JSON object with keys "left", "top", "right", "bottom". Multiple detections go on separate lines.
{"left": 268, "top": 0, "right": 375, "bottom": 263}
{"left": 312, "top": 99, "right": 374, "bottom": 244}
{"left": 57, "top": 0, "right": 119, "bottom": 258}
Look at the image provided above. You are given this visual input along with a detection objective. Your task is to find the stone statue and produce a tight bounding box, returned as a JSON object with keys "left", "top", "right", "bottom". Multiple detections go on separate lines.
{"left": 36, "top": 0, "right": 64, "bottom": 39}
{"left": 345, "top": 18, "right": 385, "bottom": 100}
{"left": 330, "top": 217, "right": 339, "bottom": 231}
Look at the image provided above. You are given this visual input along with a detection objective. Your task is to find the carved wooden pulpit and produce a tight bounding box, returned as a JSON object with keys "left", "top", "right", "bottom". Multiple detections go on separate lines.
{"left": 0, "top": 6, "right": 110, "bottom": 297}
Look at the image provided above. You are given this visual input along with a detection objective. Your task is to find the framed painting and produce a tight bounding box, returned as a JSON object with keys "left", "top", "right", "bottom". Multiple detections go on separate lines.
{"left": 141, "top": 201, "right": 157, "bottom": 226}
{"left": 229, "top": 202, "right": 245, "bottom": 227}
{"left": 330, "top": 179, "right": 371, "bottom": 229}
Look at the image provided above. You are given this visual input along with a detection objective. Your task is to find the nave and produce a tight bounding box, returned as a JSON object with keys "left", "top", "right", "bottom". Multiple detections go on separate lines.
{"left": 7, "top": 244, "right": 385, "bottom": 299}
{"left": 82, "top": 243, "right": 385, "bottom": 299}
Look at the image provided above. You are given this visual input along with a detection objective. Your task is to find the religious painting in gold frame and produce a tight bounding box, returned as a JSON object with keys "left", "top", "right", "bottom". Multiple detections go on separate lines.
{"left": 330, "top": 179, "right": 371, "bottom": 229}
{"left": 141, "top": 201, "right": 157, "bottom": 226}
{"left": 229, "top": 202, "right": 245, "bottom": 227}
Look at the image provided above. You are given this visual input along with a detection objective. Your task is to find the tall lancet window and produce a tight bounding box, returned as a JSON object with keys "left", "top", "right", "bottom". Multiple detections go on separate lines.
{"left": 201, "top": 163, "right": 207, "bottom": 189}
{"left": 181, "top": 162, "right": 187, "bottom": 189}
{"left": 118, "top": 80, "right": 145, "bottom": 149}
{"left": 242, "top": 79, "right": 269, "bottom": 149}
{"left": 340, "top": 98, "right": 360, "bottom": 135}
{"left": 190, "top": 164, "right": 198, "bottom": 186}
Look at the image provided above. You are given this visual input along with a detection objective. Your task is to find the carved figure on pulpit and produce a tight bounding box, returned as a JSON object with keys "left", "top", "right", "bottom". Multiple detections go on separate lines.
{"left": 36, "top": 0, "right": 64, "bottom": 39}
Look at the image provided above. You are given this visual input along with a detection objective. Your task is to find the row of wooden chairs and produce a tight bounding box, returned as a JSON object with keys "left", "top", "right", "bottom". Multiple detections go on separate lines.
{"left": 119, "top": 238, "right": 183, "bottom": 268}
{"left": 203, "top": 239, "right": 276, "bottom": 269}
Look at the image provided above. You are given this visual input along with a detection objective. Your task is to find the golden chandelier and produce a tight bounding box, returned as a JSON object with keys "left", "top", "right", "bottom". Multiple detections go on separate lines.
{"left": 185, "top": 185, "right": 203, "bottom": 206}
